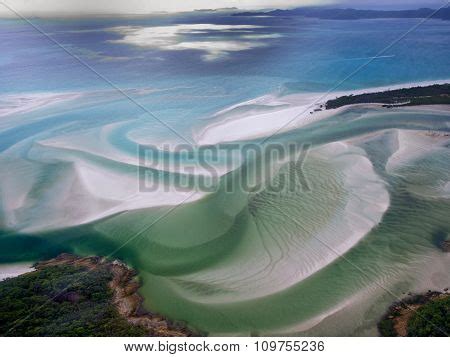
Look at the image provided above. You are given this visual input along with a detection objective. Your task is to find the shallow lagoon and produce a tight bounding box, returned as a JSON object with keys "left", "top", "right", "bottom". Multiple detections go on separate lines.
{"left": 0, "top": 13, "right": 449, "bottom": 335}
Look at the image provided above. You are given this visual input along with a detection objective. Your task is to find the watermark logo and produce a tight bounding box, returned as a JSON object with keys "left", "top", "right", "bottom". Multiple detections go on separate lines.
{"left": 138, "top": 143, "right": 311, "bottom": 194}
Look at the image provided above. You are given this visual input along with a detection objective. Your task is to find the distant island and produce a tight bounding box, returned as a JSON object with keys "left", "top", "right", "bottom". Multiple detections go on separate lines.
{"left": 234, "top": 7, "right": 450, "bottom": 21}
{"left": 325, "top": 84, "right": 450, "bottom": 110}
{"left": 0, "top": 254, "right": 194, "bottom": 337}
{"left": 194, "top": 7, "right": 238, "bottom": 13}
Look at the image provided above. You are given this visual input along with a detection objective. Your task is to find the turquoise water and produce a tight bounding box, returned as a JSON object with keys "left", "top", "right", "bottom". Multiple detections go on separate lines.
{"left": 0, "top": 13, "right": 449, "bottom": 335}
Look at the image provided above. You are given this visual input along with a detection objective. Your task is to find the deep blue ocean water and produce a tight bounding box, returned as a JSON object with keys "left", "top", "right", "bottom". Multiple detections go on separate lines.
{"left": 1, "top": 14, "right": 449, "bottom": 117}
{"left": 0, "top": 12, "right": 450, "bottom": 336}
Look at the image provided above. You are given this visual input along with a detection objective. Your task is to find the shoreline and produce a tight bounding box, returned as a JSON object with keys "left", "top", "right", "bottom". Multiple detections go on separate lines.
{"left": 32, "top": 253, "right": 197, "bottom": 337}
{"left": 0, "top": 262, "right": 35, "bottom": 282}
{"left": 378, "top": 290, "right": 450, "bottom": 337}
{"left": 325, "top": 83, "right": 450, "bottom": 110}
{"left": 325, "top": 79, "right": 450, "bottom": 99}
{"left": 195, "top": 79, "right": 450, "bottom": 145}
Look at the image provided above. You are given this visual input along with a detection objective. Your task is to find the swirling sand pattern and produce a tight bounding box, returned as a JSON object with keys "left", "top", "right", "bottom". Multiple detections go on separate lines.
{"left": 0, "top": 90, "right": 449, "bottom": 336}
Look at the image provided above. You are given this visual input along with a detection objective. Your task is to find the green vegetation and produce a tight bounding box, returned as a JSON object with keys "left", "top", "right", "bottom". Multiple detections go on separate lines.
{"left": 377, "top": 317, "right": 397, "bottom": 337}
{"left": 378, "top": 294, "right": 450, "bottom": 337}
{"left": 408, "top": 295, "right": 450, "bottom": 337}
{"left": 0, "top": 265, "right": 147, "bottom": 336}
{"left": 325, "top": 84, "right": 450, "bottom": 109}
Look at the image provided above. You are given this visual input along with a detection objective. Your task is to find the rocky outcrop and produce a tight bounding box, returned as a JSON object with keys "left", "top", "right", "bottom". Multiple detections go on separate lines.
{"left": 440, "top": 239, "right": 450, "bottom": 252}
{"left": 35, "top": 253, "right": 195, "bottom": 337}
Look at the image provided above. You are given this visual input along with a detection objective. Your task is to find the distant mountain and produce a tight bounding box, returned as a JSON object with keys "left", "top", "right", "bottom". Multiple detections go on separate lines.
{"left": 194, "top": 7, "right": 238, "bottom": 13}
{"left": 234, "top": 7, "right": 450, "bottom": 21}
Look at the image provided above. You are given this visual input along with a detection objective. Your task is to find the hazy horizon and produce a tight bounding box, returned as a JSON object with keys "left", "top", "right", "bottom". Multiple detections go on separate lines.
{"left": 0, "top": 0, "right": 447, "bottom": 17}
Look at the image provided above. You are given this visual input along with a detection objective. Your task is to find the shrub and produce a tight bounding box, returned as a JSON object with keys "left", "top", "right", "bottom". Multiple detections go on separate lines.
{"left": 408, "top": 296, "right": 450, "bottom": 337}
{"left": 0, "top": 265, "right": 147, "bottom": 337}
